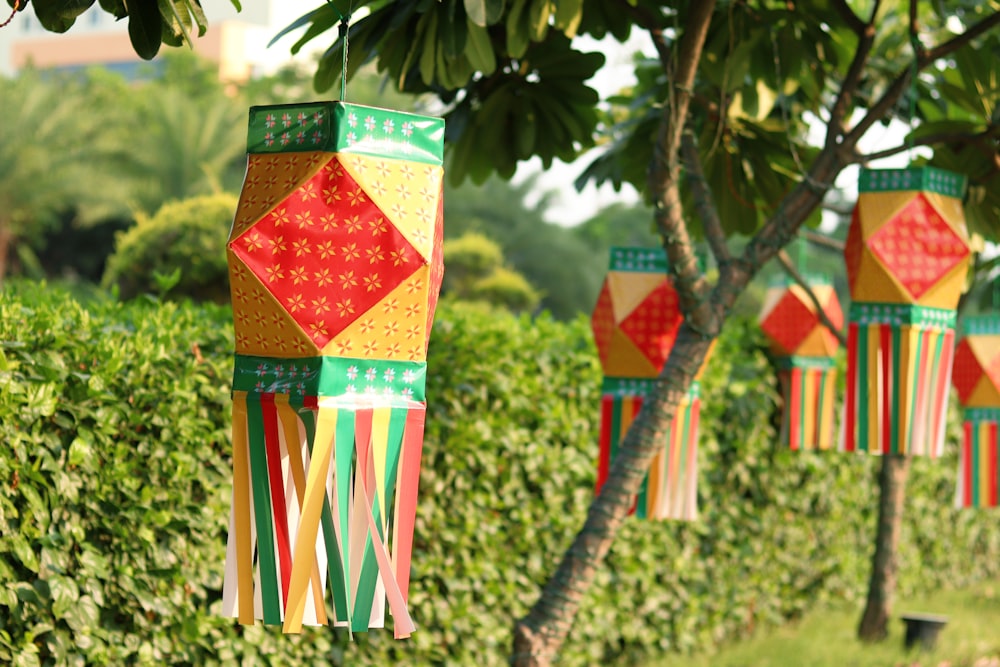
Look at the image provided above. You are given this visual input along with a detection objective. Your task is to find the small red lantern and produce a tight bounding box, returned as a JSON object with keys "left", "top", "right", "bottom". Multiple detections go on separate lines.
{"left": 758, "top": 276, "right": 843, "bottom": 450}
{"left": 952, "top": 315, "right": 1000, "bottom": 508}
{"left": 591, "top": 247, "right": 712, "bottom": 521}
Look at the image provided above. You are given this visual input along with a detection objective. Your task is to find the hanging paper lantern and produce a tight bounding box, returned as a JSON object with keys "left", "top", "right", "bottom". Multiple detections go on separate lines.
{"left": 842, "top": 167, "right": 971, "bottom": 456}
{"left": 952, "top": 315, "right": 1000, "bottom": 508}
{"left": 221, "top": 101, "right": 445, "bottom": 638}
{"left": 758, "top": 276, "right": 843, "bottom": 450}
{"left": 591, "top": 247, "right": 712, "bottom": 521}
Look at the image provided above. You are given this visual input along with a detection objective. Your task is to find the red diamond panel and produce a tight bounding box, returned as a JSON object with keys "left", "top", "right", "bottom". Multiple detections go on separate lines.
{"left": 868, "top": 194, "right": 968, "bottom": 300}
{"left": 952, "top": 340, "right": 983, "bottom": 404}
{"left": 618, "top": 281, "right": 682, "bottom": 369}
{"left": 229, "top": 157, "right": 423, "bottom": 348}
{"left": 760, "top": 290, "right": 819, "bottom": 356}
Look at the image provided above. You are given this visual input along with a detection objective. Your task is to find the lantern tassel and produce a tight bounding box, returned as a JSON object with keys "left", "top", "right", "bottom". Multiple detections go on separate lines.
{"left": 841, "top": 304, "right": 954, "bottom": 456}
{"left": 596, "top": 381, "right": 700, "bottom": 521}
{"left": 956, "top": 410, "right": 1000, "bottom": 509}
{"left": 777, "top": 357, "right": 837, "bottom": 451}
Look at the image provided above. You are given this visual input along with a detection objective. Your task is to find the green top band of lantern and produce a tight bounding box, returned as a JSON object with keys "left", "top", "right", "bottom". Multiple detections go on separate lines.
{"left": 246, "top": 101, "right": 445, "bottom": 165}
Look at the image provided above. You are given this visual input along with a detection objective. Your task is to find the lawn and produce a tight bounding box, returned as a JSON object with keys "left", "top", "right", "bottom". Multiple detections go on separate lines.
{"left": 650, "top": 580, "right": 1000, "bottom": 667}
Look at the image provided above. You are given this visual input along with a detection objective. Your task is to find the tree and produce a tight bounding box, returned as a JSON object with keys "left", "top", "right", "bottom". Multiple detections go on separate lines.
{"left": 277, "top": 3, "right": 999, "bottom": 661}
{"left": 22, "top": 0, "right": 1000, "bottom": 661}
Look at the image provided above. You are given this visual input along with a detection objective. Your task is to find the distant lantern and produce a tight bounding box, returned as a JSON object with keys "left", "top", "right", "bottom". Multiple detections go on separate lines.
{"left": 842, "top": 167, "right": 971, "bottom": 457}
{"left": 758, "top": 275, "right": 843, "bottom": 450}
{"left": 952, "top": 315, "right": 1000, "bottom": 508}
{"left": 222, "top": 101, "right": 445, "bottom": 637}
{"left": 591, "top": 247, "right": 712, "bottom": 521}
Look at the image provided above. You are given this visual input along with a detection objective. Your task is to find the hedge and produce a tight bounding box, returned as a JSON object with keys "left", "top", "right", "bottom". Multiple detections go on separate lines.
{"left": 1, "top": 282, "right": 998, "bottom": 666}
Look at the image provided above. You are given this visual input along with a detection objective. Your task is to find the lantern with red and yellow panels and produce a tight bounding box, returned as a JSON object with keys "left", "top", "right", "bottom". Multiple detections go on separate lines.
{"left": 591, "top": 247, "right": 712, "bottom": 521}
{"left": 842, "top": 167, "right": 971, "bottom": 457}
{"left": 758, "top": 276, "right": 843, "bottom": 450}
{"left": 221, "top": 101, "right": 444, "bottom": 638}
{"left": 952, "top": 315, "right": 1000, "bottom": 508}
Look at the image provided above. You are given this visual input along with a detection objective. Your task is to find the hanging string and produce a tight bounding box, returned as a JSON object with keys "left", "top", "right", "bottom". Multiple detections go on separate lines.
{"left": 325, "top": 0, "right": 352, "bottom": 100}
{"left": 1, "top": 0, "right": 21, "bottom": 29}
{"left": 907, "top": 32, "right": 921, "bottom": 161}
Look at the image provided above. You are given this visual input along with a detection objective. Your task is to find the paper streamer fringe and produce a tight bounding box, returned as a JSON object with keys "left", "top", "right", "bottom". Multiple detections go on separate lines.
{"left": 775, "top": 359, "right": 837, "bottom": 451}
{"left": 222, "top": 391, "right": 424, "bottom": 638}
{"left": 596, "top": 385, "right": 700, "bottom": 521}
{"left": 841, "top": 309, "right": 955, "bottom": 457}
{"left": 956, "top": 414, "right": 1000, "bottom": 509}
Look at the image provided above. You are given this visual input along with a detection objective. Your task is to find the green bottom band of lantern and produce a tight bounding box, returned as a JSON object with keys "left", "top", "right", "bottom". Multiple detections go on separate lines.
{"left": 842, "top": 304, "right": 956, "bottom": 457}
{"left": 222, "top": 356, "right": 427, "bottom": 639}
{"left": 596, "top": 380, "right": 701, "bottom": 521}
{"left": 774, "top": 356, "right": 837, "bottom": 451}
{"left": 956, "top": 408, "right": 1000, "bottom": 509}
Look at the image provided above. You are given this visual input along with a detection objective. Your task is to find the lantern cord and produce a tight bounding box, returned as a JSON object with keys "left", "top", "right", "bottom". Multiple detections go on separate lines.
{"left": 325, "top": 0, "right": 353, "bottom": 101}
{"left": 1, "top": 1, "right": 21, "bottom": 29}
{"left": 907, "top": 31, "right": 921, "bottom": 160}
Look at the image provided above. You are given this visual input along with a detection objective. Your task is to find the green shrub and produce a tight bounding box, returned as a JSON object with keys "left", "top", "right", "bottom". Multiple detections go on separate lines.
{"left": 102, "top": 194, "right": 236, "bottom": 302}
{"left": 468, "top": 266, "right": 541, "bottom": 312}
{"left": 442, "top": 233, "right": 541, "bottom": 312}
{"left": 0, "top": 282, "right": 998, "bottom": 666}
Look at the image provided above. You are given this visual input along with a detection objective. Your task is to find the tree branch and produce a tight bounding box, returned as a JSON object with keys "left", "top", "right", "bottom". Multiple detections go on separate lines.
{"left": 680, "top": 131, "right": 730, "bottom": 265}
{"left": 825, "top": 1, "right": 878, "bottom": 149}
{"left": 857, "top": 124, "right": 1000, "bottom": 162}
{"left": 801, "top": 228, "right": 846, "bottom": 253}
{"left": 648, "top": 1, "right": 717, "bottom": 334}
{"left": 777, "top": 250, "right": 848, "bottom": 347}
{"left": 830, "top": 0, "right": 866, "bottom": 35}
{"left": 925, "top": 10, "right": 1000, "bottom": 61}
{"left": 845, "top": 9, "right": 1000, "bottom": 147}
{"left": 619, "top": 0, "right": 673, "bottom": 72}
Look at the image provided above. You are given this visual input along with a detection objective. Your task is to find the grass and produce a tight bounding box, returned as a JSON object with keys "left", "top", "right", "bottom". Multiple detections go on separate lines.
{"left": 649, "top": 580, "right": 1000, "bottom": 667}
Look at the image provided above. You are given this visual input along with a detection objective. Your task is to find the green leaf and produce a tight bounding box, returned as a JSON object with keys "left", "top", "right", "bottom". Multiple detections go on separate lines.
{"left": 465, "top": 21, "right": 496, "bottom": 74}
{"left": 128, "top": 0, "right": 164, "bottom": 60}
{"left": 552, "top": 0, "right": 582, "bottom": 36}
{"left": 48, "top": 575, "right": 80, "bottom": 618}
{"left": 32, "top": 0, "right": 94, "bottom": 33}
{"left": 464, "top": 0, "right": 503, "bottom": 27}
{"left": 61, "top": 595, "right": 99, "bottom": 633}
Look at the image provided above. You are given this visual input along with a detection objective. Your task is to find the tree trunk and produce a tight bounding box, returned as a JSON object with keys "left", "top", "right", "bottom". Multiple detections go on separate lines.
{"left": 0, "top": 226, "right": 11, "bottom": 285}
{"left": 511, "top": 327, "right": 714, "bottom": 667}
{"left": 857, "top": 453, "right": 910, "bottom": 641}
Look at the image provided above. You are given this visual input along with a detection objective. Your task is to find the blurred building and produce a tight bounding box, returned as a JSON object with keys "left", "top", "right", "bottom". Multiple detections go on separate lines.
{"left": 0, "top": 0, "right": 277, "bottom": 80}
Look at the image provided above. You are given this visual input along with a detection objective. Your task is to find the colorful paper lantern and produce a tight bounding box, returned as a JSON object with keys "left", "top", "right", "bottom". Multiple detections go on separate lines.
{"left": 952, "top": 315, "right": 1000, "bottom": 508}
{"left": 591, "top": 247, "right": 711, "bottom": 521}
{"left": 842, "top": 167, "right": 970, "bottom": 457}
{"left": 758, "top": 276, "right": 843, "bottom": 450}
{"left": 221, "top": 101, "right": 445, "bottom": 638}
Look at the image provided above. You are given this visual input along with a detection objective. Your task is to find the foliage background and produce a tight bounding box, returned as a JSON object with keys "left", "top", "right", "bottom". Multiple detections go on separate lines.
{"left": 1, "top": 283, "right": 998, "bottom": 666}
